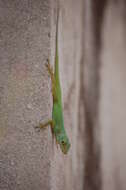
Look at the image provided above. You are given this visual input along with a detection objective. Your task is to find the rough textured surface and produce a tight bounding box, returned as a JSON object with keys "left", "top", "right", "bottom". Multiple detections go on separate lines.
{"left": 1, "top": 0, "right": 126, "bottom": 190}
{"left": 0, "top": 0, "right": 52, "bottom": 189}
{"left": 0, "top": 0, "right": 84, "bottom": 190}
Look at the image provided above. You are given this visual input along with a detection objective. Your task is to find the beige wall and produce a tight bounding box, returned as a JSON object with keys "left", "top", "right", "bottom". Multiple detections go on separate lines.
{"left": 0, "top": 0, "right": 126, "bottom": 190}
{"left": 83, "top": 1, "right": 126, "bottom": 190}
{"left": 0, "top": 0, "right": 84, "bottom": 190}
{"left": 100, "top": 1, "right": 126, "bottom": 190}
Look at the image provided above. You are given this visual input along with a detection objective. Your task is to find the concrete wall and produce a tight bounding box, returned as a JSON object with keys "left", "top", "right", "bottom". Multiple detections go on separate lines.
{"left": 0, "top": 0, "right": 126, "bottom": 190}
{"left": 100, "top": 1, "right": 126, "bottom": 190}
{"left": 83, "top": 0, "right": 126, "bottom": 190}
{"left": 0, "top": 0, "right": 84, "bottom": 190}
{"left": 0, "top": 0, "right": 52, "bottom": 189}
{"left": 82, "top": 0, "right": 126, "bottom": 190}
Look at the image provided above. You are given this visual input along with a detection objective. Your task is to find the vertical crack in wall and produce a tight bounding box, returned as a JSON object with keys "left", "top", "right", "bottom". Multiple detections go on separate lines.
{"left": 78, "top": 1, "right": 107, "bottom": 190}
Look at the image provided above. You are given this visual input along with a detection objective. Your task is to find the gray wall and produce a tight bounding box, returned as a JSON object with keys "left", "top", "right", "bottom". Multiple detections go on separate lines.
{"left": 0, "top": 0, "right": 126, "bottom": 190}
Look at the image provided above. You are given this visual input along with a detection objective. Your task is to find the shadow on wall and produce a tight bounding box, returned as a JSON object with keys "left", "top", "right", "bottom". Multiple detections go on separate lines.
{"left": 83, "top": 0, "right": 126, "bottom": 190}
{"left": 82, "top": 1, "right": 107, "bottom": 190}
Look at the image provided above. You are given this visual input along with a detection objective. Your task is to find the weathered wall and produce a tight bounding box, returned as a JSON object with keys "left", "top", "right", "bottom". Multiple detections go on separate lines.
{"left": 1, "top": 0, "right": 126, "bottom": 190}
{"left": 82, "top": 1, "right": 107, "bottom": 189}
{"left": 50, "top": 0, "right": 84, "bottom": 190}
{"left": 0, "top": 0, "right": 51, "bottom": 189}
{"left": 100, "top": 1, "right": 126, "bottom": 190}
{"left": 0, "top": 0, "right": 84, "bottom": 190}
{"left": 82, "top": 1, "right": 126, "bottom": 190}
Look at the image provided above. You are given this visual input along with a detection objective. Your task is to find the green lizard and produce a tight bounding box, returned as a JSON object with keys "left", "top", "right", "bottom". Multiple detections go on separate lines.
{"left": 38, "top": 7, "right": 70, "bottom": 154}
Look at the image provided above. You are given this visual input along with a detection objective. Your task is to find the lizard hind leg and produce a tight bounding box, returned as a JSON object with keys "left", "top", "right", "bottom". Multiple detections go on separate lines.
{"left": 46, "top": 60, "right": 58, "bottom": 102}
{"left": 38, "top": 120, "right": 53, "bottom": 129}
{"left": 36, "top": 120, "right": 54, "bottom": 131}
{"left": 46, "top": 60, "right": 55, "bottom": 81}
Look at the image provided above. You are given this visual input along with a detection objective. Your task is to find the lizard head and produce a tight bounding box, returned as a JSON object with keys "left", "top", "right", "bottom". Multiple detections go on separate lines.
{"left": 58, "top": 134, "right": 71, "bottom": 154}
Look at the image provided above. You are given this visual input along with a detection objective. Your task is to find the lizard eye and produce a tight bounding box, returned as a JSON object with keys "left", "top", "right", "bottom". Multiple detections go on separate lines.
{"left": 61, "top": 140, "right": 65, "bottom": 145}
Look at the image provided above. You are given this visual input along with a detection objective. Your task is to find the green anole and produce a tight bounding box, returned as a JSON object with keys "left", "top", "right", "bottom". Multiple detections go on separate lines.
{"left": 38, "top": 7, "right": 70, "bottom": 154}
